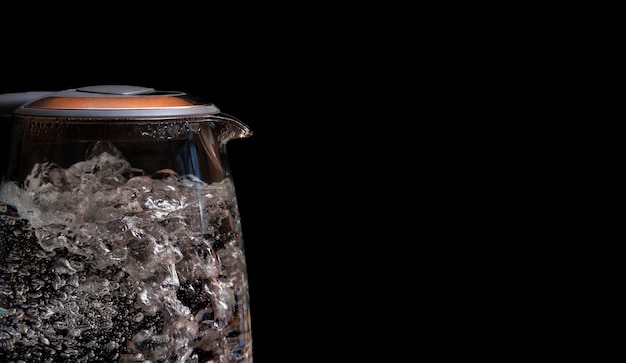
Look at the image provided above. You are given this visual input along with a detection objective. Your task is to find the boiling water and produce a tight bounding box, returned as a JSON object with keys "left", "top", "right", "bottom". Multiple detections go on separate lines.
{"left": 0, "top": 150, "right": 252, "bottom": 362}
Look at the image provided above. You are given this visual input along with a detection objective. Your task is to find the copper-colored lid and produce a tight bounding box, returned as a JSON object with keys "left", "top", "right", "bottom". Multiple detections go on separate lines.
{"left": 14, "top": 85, "right": 220, "bottom": 118}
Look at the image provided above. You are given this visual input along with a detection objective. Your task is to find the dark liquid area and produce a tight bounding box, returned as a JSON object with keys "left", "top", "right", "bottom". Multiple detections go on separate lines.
{"left": 0, "top": 151, "right": 252, "bottom": 363}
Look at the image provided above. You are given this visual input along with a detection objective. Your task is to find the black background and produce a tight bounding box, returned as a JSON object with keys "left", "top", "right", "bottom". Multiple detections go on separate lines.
{"left": 0, "top": 15, "right": 373, "bottom": 361}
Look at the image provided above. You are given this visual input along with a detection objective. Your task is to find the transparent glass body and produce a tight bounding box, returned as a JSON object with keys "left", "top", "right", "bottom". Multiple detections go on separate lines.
{"left": 0, "top": 114, "right": 253, "bottom": 363}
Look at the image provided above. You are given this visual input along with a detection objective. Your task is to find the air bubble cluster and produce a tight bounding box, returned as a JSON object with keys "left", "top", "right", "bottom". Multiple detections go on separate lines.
{"left": 0, "top": 149, "right": 252, "bottom": 362}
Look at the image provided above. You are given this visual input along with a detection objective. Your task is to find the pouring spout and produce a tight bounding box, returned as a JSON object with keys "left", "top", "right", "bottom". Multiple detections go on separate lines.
{"left": 211, "top": 113, "right": 253, "bottom": 145}
{"left": 194, "top": 113, "right": 252, "bottom": 182}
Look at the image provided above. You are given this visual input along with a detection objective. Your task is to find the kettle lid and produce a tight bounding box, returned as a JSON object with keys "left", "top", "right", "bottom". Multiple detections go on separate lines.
{"left": 13, "top": 85, "right": 220, "bottom": 118}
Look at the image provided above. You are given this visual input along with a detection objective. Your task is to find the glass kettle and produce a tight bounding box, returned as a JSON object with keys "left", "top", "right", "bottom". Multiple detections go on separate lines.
{"left": 0, "top": 85, "right": 253, "bottom": 363}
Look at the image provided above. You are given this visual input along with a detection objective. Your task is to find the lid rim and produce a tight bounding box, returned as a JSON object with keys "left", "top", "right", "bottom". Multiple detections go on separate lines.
{"left": 12, "top": 85, "right": 221, "bottom": 118}
{"left": 14, "top": 106, "right": 221, "bottom": 118}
